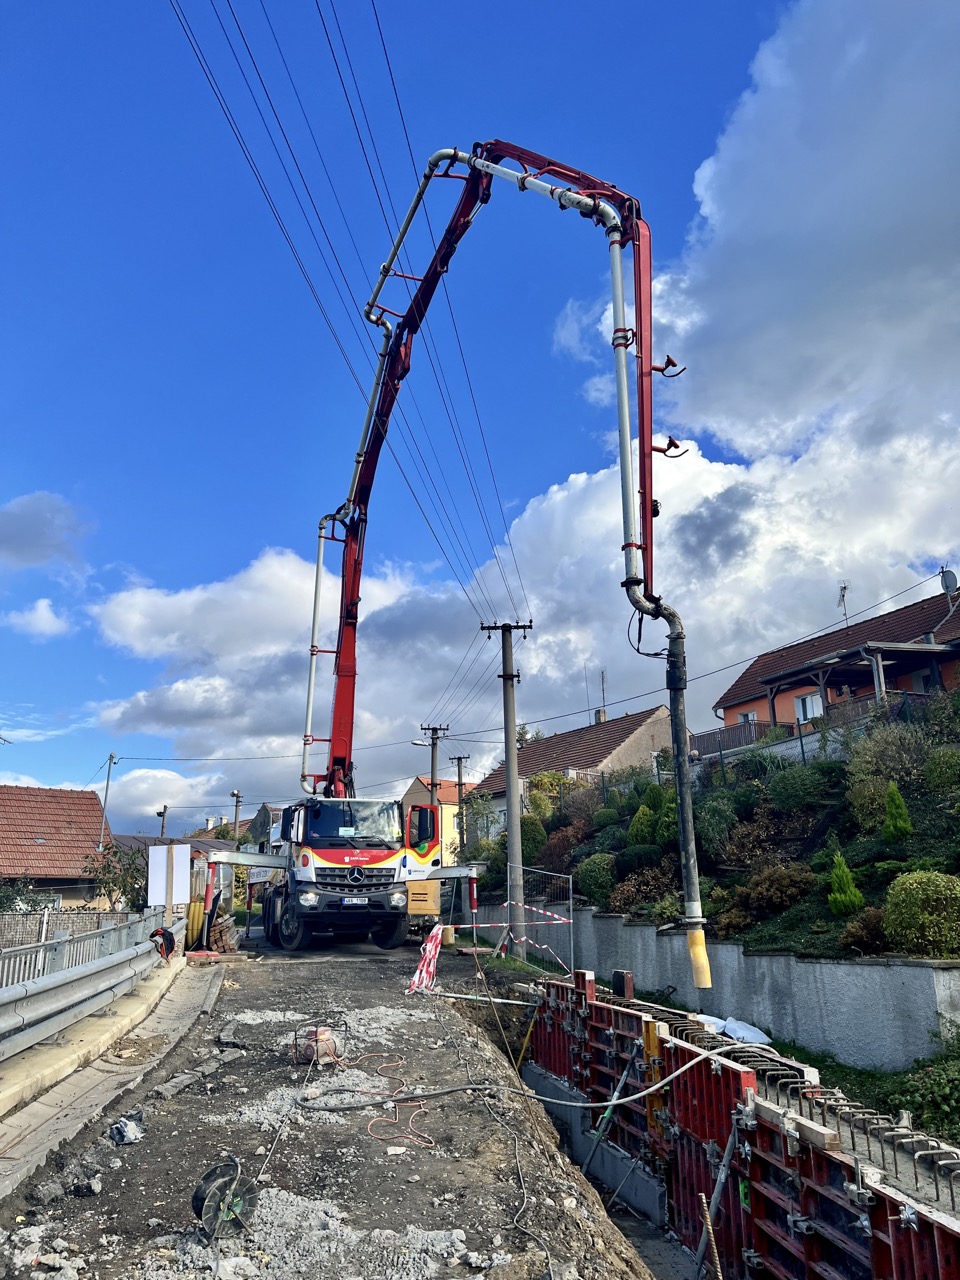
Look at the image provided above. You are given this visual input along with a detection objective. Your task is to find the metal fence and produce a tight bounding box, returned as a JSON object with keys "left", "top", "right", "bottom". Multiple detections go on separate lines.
{"left": 0, "top": 909, "right": 141, "bottom": 951}
{"left": 0, "top": 910, "right": 166, "bottom": 989}
{"left": 514, "top": 868, "right": 574, "bottom": 976}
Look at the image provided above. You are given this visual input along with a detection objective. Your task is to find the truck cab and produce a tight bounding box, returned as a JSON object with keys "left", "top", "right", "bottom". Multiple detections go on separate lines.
{"left": 261, "top": 796, "right": 440, "bottom": 951}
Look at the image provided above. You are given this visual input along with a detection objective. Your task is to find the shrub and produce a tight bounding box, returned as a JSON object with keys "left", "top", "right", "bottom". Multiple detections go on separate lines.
{"left": 608, "top": 861, "right": 677, "bottom": 914}
{"left": 730, "top": 785, "right": 761, "bottom": 822}
{"left": 723, "top": 803, "right": 779, "bottom": 870}
{"left": 887, "top": 1057, "right": 960, "bottom": 1144}
{"left": 593, "top": 807, "right": 621, "bottom": 830}
{"left": 744, "top": 864, "right": 817, "bottom": 917}
{"left": 767, "top": 765, "right": 827, "bottom": 814}
{"left": 527, "top": 789, "right": 553, "bottom": 823}
{"left": 811, "top": 831, "right": 842, "bottom": 873}
{"left": 695, "top": 792, "right": 737, "bottom": 861}
{"left": 848, "top": 723, "right": 930, "bottom": 794}
{"left": 925, "top": 747, "right": 960, "bottom": 794}
{"left": 885, "top": 871, "right": 960, "bottom": 957}
{"left": 642, "top": 783, "right": 665, "bottom": 814}
{"left": 881, "top": 782, "right": 913, "bottom": 843}
{"left": 828, "top": 852, "right": 865, "bottom": 917}
{"left": 652, "top": 893, "right": 681, "bottom": 927}
{"left": 655, "top": 792, "right": 679, "bottom": 853}
{"left": 563, "top": 786, "right": 602, "bottom": 824}
{"left": 847, "top": 778, "right": 888, "bottom": 833}
{"left": 712, "top": 907, "right": 755, "bottom": 939}
{"left": 605, "top": 788, "right": 622, "bottom": 812}
{"left": 574, "top": 853, "right": 617, "bottom": 908}
{"left": 520, "top": 815, "right": 548, "bottom": 865}
{"left": 839, "top": 907, "right": 888, "bottom": 954}
{"left": 627, "top": 805, "right": 657, "bottom": 846}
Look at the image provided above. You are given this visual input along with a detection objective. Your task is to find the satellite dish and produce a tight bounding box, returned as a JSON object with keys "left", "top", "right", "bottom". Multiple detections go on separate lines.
{"left": 941, "top": 567, "right": 958, "bottom": 595}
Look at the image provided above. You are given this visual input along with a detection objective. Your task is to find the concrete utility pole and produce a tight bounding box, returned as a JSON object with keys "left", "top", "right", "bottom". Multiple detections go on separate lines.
{"left": 449, "top": 754, "right": 470, "bottom": 861}
{"left": 157, "top": 805, "right": 168, "bottom": 838}
{"left": 419, "top": 725, "right": 448, "bottom": 805}
{"left": 97, "top": 753, "right": 117, "bottom": 852}
{"left": 230, "top": 789, "right": 242, "bottom": 840}
{"left": 482, "top": 621, "right": 533, "bottom": 962}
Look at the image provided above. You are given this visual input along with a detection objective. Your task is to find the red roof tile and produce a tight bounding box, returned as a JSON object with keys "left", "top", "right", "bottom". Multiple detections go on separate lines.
{"left": 0, "top": 785, "right": 111, "bottom": 879}
{"left": 715, "top": 590, "right": 960, "bottom": 710}
{"left": 475, "top": 706, "right": 667, "bottom": 795}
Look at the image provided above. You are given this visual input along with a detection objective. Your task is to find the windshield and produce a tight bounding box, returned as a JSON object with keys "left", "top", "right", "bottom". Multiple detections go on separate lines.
{"left": 303, "top": 799, "right": 401, "bottom": 845}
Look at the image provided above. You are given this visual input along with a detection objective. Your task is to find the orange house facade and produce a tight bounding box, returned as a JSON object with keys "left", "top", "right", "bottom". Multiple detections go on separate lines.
{"left": 713, "top": 587, "right": 960, "bottom": 737}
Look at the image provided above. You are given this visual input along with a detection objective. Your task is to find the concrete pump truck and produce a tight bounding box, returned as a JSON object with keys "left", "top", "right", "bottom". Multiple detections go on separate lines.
{"left": 261, "top": 140, "right": 709, "bottom": 981}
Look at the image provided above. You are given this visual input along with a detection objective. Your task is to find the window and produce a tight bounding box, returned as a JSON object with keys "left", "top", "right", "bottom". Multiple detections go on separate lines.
{"left": 794, "top": 692, "right": 823, "bottom": 723}
{"left": 737, "top": 711, "right": 757, "bottom": 724}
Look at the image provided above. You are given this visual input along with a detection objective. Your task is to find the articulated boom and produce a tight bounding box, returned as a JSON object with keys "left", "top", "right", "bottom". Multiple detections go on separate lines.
{"left": 301, "top": 139, "right": 665, "bottom": 799}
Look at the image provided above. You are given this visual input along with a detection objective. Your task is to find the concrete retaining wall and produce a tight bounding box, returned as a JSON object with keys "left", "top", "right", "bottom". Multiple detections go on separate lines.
{"left": 474, "top": 904, "right": 960, "bottom": 1071}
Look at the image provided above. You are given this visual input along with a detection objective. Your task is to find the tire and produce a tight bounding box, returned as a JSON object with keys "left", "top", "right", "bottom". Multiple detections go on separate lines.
{"left": 337, "top": 930, "right": 369, "bottom": 945}
{"left": 371, "top": 916, "right": 408, "bottom": 951}
{"left": 278, "top": 899, "right": 311, "bottom": 951}
{"left": 262, "top": 891, "right": 280, "bottom": 946}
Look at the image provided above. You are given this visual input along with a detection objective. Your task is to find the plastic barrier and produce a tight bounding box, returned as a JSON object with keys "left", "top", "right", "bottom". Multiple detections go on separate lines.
{"left": 528, "top": 970, "right": 960, "bottom": 1280}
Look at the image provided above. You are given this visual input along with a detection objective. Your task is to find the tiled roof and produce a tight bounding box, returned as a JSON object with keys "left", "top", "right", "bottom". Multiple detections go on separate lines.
{"left": 412, "top": 777, "right": 477, "bottom": 806}
{"left": 715, "top": 591, "right": 960, "bottom": 710}
{"left": 475, "top": 707, "right": 667, "bottom": 795}
{"left": 0, "top": 785, "right": 111, "bottom": 880}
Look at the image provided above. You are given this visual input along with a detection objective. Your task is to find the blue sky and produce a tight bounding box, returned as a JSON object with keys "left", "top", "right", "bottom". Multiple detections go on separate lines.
{"left": 2, "top": 1, "right": 958, "bottom": 834}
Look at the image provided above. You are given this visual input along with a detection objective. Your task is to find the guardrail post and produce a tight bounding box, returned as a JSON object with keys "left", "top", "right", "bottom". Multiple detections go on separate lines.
{"left": 47, "top": 938, "right": 70, "bottom": 974}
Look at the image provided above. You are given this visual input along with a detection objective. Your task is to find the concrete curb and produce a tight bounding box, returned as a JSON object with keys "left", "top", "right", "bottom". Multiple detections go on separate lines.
{"left": 0, "top": 956, "right": 187, "bottom": 1120}
{"left": 0, "top": 963, "right": 223, "bottom": 1200}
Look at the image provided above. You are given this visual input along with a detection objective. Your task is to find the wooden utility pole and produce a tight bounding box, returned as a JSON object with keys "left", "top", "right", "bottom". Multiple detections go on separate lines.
{"left": 481, "top": 621, "right": 532, "bottom": 961}
{"left": 419, "top": 725, "right": 448, "bottom": 805}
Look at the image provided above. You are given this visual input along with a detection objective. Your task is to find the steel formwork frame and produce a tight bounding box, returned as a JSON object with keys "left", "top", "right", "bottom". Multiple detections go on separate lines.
{"left": 529, "top": 971, "right": 960, "bottom": 1280}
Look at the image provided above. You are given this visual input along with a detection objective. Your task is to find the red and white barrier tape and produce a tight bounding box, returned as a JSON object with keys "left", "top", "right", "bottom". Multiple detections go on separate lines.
{"left": 406, "top": 923, "right": 444, "bottom": 994}
{"left": 500, "top": 900, "right": 572, "bottom": 923}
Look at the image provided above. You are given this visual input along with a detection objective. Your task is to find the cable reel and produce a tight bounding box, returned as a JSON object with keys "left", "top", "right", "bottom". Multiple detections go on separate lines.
{"left": 192, "top": 1155, "right": 259, "bottom": 1239}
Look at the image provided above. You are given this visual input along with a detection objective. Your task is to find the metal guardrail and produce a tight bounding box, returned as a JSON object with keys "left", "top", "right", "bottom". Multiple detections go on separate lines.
{"left": 0, "top": 909, "right": 166, "bottom": 988}
{"left": 0, "top": 914, "right": 185, "bottom": 1066}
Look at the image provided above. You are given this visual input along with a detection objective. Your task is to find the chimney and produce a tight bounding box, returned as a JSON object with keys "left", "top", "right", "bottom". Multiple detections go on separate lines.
{"left": 205, "top": 817, "right": 216, "bottom": 831}
{"left": 923, "top": 632, "right": 935, "bottom": 645}
{"left": 594, "top": 708, "right": 607, "bottom": 724}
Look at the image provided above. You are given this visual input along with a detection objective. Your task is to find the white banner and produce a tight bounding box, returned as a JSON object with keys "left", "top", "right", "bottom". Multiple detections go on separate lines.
{"left": 147, "top": 844, "right": 191, "bottom": 907}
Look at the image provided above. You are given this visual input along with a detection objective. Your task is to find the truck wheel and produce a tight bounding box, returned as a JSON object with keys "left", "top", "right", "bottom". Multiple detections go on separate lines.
{"left": 279, "top": 900, "right": 310, "bottom": 951}
{"left": 262, "top": 892, "right": 279, "bottom": 946}
{"left": 371, "top": 917, "right": 408, "bottom": 950}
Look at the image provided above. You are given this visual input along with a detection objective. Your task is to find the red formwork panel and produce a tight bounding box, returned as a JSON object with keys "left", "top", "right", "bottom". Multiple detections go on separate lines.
{"left": 528, "top": 973, "right": 960, "bottom": 1280}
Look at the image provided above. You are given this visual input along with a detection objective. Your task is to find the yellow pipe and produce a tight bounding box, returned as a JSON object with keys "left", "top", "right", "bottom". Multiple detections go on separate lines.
{"left": 688, "top": 927, "right": 712, "bottom": 989}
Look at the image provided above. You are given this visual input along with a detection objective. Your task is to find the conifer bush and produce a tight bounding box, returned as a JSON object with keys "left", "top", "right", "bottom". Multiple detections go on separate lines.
{"left": 885, "top": 871, "right": 960, "bottom": 958}
{"left": 627, "top": 804, "right": 657, "bottom": 846}
{"left": 641, "top": 783, "right": 665, "bottom": 813}
{"left": 655, "top": 792, "right": 679, "bottom": 853}
{"left": 828, "top": 851, "right": 865, "bottom": 917}
{"left": 593, "top": 807, "right": 621, "bottom": 830}
{"left": 881, "top": 782, "right": 913, "bottom": 843}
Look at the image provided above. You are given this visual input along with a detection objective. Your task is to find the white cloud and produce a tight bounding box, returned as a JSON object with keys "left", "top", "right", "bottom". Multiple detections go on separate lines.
{"left": 552, "top": 299, "right": 605, "bottom": 364}
{"left": 581, "top": 374, "right": 615, "bottom": 408}
{"left": 1, "top": 597, "right": 71, "bottom": 639}
{"left": 0, "top": 492, "right": 87, "bottom": 569}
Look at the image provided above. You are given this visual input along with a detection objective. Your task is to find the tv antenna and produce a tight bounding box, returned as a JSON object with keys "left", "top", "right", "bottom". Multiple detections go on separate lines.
{"left": 837, "top": 581, "right": 851, "bottom": 627}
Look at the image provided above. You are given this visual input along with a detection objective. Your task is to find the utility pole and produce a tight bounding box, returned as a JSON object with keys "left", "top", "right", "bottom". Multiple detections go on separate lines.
{"left": 157, "top": 805, "right": 168, "bottom": 838}
{"left": 97, "top": 752, "right": 117, "bottom": 852}
{"left": 449, "top": 754, "right": 470, "bottom": 862}
{"left": 230, "top": 789, "right": 242, "bottom": 840}
{"left": 419, "top": 725, "right": 448, "bottom": 805}
{"left": 482, "top": 621, "right": 533, "bottom": 962}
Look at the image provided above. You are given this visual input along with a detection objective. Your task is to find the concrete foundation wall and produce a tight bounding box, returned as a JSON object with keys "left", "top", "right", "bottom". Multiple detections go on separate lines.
{"left": 475, "top": 904, "right": 960, "bottom": 1071}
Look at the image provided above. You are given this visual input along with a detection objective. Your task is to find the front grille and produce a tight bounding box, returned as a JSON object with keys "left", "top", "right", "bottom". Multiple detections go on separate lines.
{"left": 315, "top": 867, "right": 396, "bottom": 890}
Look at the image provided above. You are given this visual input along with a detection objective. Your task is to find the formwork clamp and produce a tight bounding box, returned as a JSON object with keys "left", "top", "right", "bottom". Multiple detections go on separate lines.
{"left": 843, "top": 1157, "right": 877, "bottom": 1207}
{"left": 736, "top": 1092, "right": 758, "bottom": 1132}
{"left": 787, "top": 1213, "right": 816, "bottom": 1236}
{"left": 742, "top": 1249, "right": 765, "bottom": 1270}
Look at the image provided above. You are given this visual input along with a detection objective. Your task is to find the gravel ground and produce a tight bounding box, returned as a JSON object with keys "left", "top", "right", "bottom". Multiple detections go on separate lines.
{"left": 0, "top": 942, "right": 658, "bottom": 1280}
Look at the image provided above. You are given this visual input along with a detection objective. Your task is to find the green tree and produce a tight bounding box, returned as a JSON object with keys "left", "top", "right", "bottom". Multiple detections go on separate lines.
{"left": 881, "top": 782, "right": 913, "bottom": 843}
{"left": 0, "top": 878, "right": 45, "bottom": 912}
{"left": 83, "top": 842, "right": 148, "bottom": 911}
{"left": 463, "top": 790, "right": 498, "bottom": 843}
{"left": 828, "top": 852, "right": 865, "bottom": 918}
{"left": 642, "top": 783, "right": 665, "bottom": 814}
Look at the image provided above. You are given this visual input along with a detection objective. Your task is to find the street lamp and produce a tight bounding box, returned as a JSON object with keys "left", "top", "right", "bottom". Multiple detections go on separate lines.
{"left": 230, "top": 789, "right": 242, "bottom": 840}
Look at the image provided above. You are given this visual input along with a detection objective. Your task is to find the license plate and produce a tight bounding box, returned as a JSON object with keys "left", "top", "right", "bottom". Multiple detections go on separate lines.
{"left": 341, "top": 896, "right": 369, "bottom": 906}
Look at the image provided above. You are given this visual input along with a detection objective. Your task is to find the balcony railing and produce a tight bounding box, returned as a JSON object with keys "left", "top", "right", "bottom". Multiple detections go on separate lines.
{"left": 689, "top": 719, "right": 800, "bottom": 759}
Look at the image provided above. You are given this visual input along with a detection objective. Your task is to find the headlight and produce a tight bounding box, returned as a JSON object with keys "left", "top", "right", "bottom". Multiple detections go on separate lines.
{"left": 388, "top": 889, "right": 407, "bottom": 909}
{"left": 298, "top": 890, "right": 320, "bottom": 907}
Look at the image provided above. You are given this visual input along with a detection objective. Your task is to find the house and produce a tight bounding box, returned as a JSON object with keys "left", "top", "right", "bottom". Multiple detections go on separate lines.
{"left": 472, "top": 706, "right": 673, "bottom": 833}
{"left": 400, "top": 777, "right": 476, "bottom": 866}
{"left": 0, "top": 784, "right": 112, "bottom": 908}
{"left": 710, "top": 585, "right": 960, "bottom": 749}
